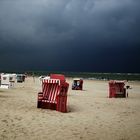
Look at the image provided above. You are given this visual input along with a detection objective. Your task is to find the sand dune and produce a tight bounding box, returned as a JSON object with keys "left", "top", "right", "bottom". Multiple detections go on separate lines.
{"left": 0, "top": 77, "right": 140, "bottom": 140}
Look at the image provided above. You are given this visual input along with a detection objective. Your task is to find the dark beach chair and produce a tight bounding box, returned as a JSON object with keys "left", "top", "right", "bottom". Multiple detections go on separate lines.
{"left": 109, "top": 80, "right": 126, "bottom": 98}
{"left": 72, "top": 78, "right": 83, "bottom": 90}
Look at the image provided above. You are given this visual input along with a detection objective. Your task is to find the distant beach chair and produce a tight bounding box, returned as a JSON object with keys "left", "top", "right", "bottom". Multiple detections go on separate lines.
{"left": 16, "top": 74, "right": 26, "bottom": 83}
{"left": 37, "top": 74, "right": 69, "bottom": 113}
{"left": 109, "top": 80, "right": 127, "bottom": 98}
{"left": 0, "top": 73, "right": 16, "bottom": 89}
{"left": 72, "top": 78, "right": 83, "bottom": 90}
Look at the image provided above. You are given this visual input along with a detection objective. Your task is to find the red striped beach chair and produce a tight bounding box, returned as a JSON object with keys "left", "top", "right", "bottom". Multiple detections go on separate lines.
{"left": 37, "top": 74, "right": 69, "bottom": 113}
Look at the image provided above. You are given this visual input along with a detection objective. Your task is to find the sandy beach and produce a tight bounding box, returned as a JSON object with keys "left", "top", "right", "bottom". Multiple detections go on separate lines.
{"left": 0, "top": 77, "right": 140, "bottom": 140}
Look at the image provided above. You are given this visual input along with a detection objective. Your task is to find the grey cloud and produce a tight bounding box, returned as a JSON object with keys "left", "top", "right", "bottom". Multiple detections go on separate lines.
{"left": 0, "top": 0, "right": 140, "bottom": 72}
{"left": 0, "top": 0, "right": 140, "bottom": 46}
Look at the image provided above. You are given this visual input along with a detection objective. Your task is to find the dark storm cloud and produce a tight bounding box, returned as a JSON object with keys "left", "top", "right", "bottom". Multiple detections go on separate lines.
{"left": 0, "top": 0, "right": 140, "bottom": 72}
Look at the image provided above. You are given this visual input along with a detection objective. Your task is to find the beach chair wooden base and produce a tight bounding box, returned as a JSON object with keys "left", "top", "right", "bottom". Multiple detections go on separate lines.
{"left": 41, "top": 100, "right": 56, "bottom": 110}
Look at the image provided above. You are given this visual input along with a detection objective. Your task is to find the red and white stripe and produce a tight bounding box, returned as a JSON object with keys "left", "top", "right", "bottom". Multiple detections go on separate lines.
{"left": 42, "top": 79, "right": 60, "bottom": 85}
{"left": 42, "top": 79, "right": 61, "bottom": 103}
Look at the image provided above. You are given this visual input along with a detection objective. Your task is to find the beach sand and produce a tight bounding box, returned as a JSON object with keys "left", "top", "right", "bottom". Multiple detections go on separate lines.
{"left": 0, "top": 77, "right": 140, "bottom": 140}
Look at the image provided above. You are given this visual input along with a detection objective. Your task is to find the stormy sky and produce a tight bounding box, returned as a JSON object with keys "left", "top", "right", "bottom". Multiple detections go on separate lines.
{"left": 0, "top": 0, "right": 140, "bottom": 73}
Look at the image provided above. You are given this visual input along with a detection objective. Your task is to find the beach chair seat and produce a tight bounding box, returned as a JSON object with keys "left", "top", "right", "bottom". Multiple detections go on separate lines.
{"left": 41, "top": 99, "right": 57, "bottom": 110}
